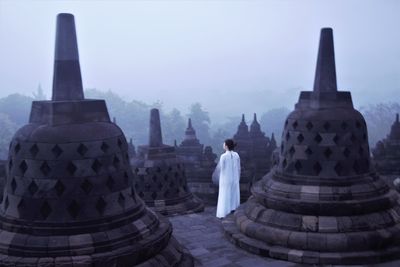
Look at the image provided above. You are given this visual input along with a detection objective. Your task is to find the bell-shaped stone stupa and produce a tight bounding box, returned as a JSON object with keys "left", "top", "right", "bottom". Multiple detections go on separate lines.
{"left": 223, "top": 28, "right": 400, "bottom": 265}
{"left": 133, "top": 109, "right": 204, "bottom": 216}
{"left": 0, "top": 13, "right": 193, "bottom": 266}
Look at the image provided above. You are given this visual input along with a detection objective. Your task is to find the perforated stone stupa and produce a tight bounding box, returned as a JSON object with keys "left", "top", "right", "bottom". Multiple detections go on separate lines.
{"left": 132, "top": 109, "right": 204, "bottom": 216}
{"left": 372, "top": 114, "right": 400, "bottom": 175}
{"left": 176, "top": 119, "right": 218, "bottom": 204}
{"left": 0, "top": 13, "right": 193, "bottom": 266}
{"left": 223, "top": 28, "right": 400, "bottom": 265}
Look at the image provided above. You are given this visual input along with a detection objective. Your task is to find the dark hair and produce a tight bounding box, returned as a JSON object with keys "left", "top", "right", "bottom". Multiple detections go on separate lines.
{"left": 224, "top": 139, "right": 236, "bottom": 151}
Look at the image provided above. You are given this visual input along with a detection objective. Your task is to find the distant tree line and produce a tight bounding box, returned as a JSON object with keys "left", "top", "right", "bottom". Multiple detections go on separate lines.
{"left": 0, "top": 87, "right": 398, "bottom": 159}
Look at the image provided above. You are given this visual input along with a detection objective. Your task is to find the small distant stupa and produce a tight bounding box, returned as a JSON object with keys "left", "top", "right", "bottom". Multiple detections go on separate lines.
{"left": 176, "top": 118, "right": 217, "bottom": 204}
{"left": 372, "top": 113, "right": 400, "bottom": 174}
{"left": 232, "top": 113, "right": 276, "bottom": 201}
{"left": 132, "top": 109, "right": 204, "bottom": 216}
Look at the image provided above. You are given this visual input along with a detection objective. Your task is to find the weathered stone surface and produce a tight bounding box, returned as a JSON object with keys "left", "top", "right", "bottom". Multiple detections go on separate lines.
{"left": 0, "top": 13, "right": 192, "bottom": 266}
{"left": 223, "top": 28, "right": 400, "bottom": 265}
{"left": 170, "top": 206, "right": 304, "bottom": 267}
{"left": 132, "top": 109, "right": 204, "bottom": 216}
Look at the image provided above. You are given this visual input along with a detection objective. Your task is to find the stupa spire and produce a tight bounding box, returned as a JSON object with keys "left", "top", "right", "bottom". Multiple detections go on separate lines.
{"left": 149, "top": 108, "right": 163, "bottom": 147}
{"left": 52, "top": 13, "right": 84, "bottom": 101}
{"left": 313, "top": 28, "right": 337, "bottom": 93}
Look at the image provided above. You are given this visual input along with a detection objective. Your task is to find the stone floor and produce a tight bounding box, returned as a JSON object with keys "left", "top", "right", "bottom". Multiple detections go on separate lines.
{"left": 169, "top": 206, "right": 400, "bottom": 267}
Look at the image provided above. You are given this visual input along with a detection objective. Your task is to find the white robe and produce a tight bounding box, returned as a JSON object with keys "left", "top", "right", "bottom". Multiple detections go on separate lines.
{"left": 214, "top": 151, "right": 241, "bottom": 218}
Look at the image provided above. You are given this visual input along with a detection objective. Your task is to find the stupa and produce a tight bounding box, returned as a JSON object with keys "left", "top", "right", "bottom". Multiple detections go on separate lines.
{"left": 223, "top": 28, "right": 400, "bottom": 265}
{"left": 233, "top": 114, "right": 252, "bottom": 163}
{"left": 233, "top": 114, "right": 275, "bottom": 202}
{"left": 176, "top": 119, "right": 218, "bottom": 204}
{"left": 132, "top": 109, "right": 204, "bottom": 216}
{"left": 372, "top": 114, "right": 400, "bottom": 175}
{"left": 249, "top": 113, "right": 275, "bottom": 182}
{"left": 0, "top": 14, "right": 193, "bottom": 266}
{"left": 232, "top": 115, "right": 256, "bottom": 201}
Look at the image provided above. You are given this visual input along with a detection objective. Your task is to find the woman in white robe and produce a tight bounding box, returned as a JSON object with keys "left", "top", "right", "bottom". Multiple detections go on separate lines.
{"left": 213, "top": 139, "right": 241, "bottom": 218}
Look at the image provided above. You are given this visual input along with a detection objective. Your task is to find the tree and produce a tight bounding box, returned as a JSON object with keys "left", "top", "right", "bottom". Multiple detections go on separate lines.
{"left": 162, "top": 108, "right": 185, "bottom": 145}
{"left": 85, "top": 88, "right": 151, "bottom": 145}
{"left": 0, "top": 93, "right": 33, "bottom": 126}
{"left": 210, "top": 128, "right": 230, "bottom": 155}
{"left": 208, "top": 115, "right": 241, "bottom": 153}
{"left": 259, "top": 107, "right": 291, "bottom": 144}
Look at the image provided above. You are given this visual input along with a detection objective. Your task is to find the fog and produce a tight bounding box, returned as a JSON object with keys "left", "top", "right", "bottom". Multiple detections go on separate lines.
{"left": 0, "top": 0, "right": 399, "bottom": 122}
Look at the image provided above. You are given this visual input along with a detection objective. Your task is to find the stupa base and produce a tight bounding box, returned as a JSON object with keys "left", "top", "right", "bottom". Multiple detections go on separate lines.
{"left": 147, "top": 194, "right": 204, "bottom": 217}
{"left": 137, "top": 236, "right": 194, "bottom": 267}
{"left": 223, "top": 204, "right": 400, "bottom": 265}
{"left": 0, "top": 216, "right": 193, "bottom": 267}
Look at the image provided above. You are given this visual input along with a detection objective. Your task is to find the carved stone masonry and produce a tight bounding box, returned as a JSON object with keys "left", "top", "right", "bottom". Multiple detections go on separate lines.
{"left": 223, "top": 28, "right": 400, "bottom": 265}
{"left": 0, "top": 13, "right": 193, "bottom": 267}
{"left": 132, "top": 109, "right": 204, "bottom": 216}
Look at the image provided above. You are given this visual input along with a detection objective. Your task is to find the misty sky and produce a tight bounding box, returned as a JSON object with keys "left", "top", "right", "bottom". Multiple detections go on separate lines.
{"left": 0, "top": 0, "right": 399, "bottom": 122}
